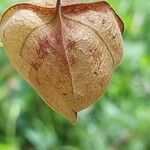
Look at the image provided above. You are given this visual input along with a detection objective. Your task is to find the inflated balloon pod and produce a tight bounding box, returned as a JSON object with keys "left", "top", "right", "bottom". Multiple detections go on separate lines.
{"left": 0, "top": 0, "right": 124, "bottom": 123}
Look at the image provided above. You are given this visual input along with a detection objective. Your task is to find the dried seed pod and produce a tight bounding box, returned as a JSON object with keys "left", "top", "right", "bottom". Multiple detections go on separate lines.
{"left": 0, "top": 0, "right": 124, "bottom": 123}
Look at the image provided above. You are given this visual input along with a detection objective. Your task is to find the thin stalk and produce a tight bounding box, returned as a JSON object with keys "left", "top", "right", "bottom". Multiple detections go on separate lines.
{"left": 56, "top": 0, "right": 61, "bottom": 14}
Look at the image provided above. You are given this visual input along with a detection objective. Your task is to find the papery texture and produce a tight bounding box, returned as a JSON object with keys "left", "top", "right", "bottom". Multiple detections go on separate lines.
{"left": 0, "top": 0, "right": 124, "bottom": 123}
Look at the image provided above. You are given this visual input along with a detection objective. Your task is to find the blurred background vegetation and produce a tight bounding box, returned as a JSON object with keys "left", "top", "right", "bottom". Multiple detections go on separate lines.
{"left": 0, "top": 0, "right": 150, "bottom": 150}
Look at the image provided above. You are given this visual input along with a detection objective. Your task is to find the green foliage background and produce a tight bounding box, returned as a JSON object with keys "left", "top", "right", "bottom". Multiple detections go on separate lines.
{"left": 0, "top": 0, "right": 150, "bottom": 150}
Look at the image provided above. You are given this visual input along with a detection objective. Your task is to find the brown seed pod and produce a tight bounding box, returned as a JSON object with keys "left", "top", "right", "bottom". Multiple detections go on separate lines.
{"left": 0, "top": 0, "right": 124, "bottom": 123}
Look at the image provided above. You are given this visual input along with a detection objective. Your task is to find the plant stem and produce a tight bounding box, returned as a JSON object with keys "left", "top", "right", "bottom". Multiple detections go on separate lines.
{"left": 56, "top": 0, "right": 61, "bottom": 13}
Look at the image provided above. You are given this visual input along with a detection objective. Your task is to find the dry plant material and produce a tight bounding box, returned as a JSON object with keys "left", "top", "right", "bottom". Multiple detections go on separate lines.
{"left": 0, "top": 0, "right": 124, "bottom": 123}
